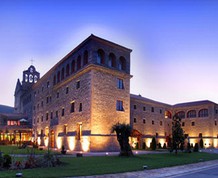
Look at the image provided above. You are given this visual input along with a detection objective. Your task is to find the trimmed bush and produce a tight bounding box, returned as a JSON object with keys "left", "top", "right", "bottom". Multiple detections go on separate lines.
{"left": 3, "top": 154, "right": 11, "bottom": 168}
{"left": 193, "top": 143, "right": 199, "bottom": 152}
{"left": 142, "top": 142, "right": 146, "bottom": 149}
{"left": 151, "top": 137, "right": 156, "bottom": 150}
{"left": 199, "top": 138, "right": 204, "bottom": 149}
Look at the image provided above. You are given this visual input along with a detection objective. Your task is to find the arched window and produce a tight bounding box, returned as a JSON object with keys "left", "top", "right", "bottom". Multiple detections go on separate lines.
{"left": 83, "top": 50, "right": 88, "bottom": 66}
{"left": 53, "top": 75, "right": 56, "bottom": 85}
{"left": 165, "top": 111, "right": 172, "bottom": 119}
{"left": 57, "top": 71, "right": 60, "bottom": 83}
{"left": 198, "top": 109, "right": 208, "bottom": 117}
{"left": 66, "top": 64, "right": 70, "bottom": 77}
{"left": 71, "top": 60, "right": 75, "bottom": 74}
{"left": 118, "top": 56, "right": 126, "bottom": 70}
{"left": 61, "top": 67, "right": 65, "bottom": 80}
{"left": 187, "top": 110, "right": 196, "bottom": 118}
{"left": 108, "top": 53, "right": 116, "bottom": 68}
{"left": 77, "top": 56, "right": 81, "bottom": 70}
{"left": 97, "top": 49, "right": 105, "bottom": 64}
{"left": 176, "top": 111, "right": 185, "bottom": 119}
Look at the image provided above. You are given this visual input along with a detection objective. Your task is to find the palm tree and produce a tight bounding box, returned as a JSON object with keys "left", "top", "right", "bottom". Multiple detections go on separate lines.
{"left": 111, "top": 123, "right": 133, "bottom": 156}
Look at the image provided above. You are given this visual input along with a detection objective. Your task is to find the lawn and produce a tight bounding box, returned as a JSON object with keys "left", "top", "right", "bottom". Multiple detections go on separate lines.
{"left": 0, "top": 152, "right": 218, "bottom": 178}
{"left": 0, "top": 145, "right": 57, "bottom": 155}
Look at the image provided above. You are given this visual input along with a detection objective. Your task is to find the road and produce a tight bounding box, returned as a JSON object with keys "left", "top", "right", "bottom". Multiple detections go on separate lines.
{"left": 171, "top": 165, "right": 218, "bottom": 178}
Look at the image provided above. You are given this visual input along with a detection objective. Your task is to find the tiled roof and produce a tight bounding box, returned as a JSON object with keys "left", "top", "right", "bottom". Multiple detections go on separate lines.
{"left": 173, "top": 100, "right": 216, "bottom": 107}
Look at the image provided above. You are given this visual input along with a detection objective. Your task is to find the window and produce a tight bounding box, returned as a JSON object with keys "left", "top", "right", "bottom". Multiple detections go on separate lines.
{"left": 160, "top": 121, "right": 163, "bottom": 126}
{"left": 97, "top": 49, "right": 105, "bottom": 64}
{"left": 41, "top": 101, "right": 43, "bottom": 107}
{"left": 61, "top": 67, "right": 65, "bottom": 80}
{"left": 187, "top": 110, "right": 196, "bottom": 118}
{"left": 143, "top": 106, "right": 146, "bottom": 111}
{"left": 79, "top": 103, "right": 82, "bottom": 112}
{"left": 152, "top": 120, "right": 154, "bottom": 125}
{"left": 83, "top": 50, "right": 88, "bottom": 66}
{"left": 215, "top": 121, "right": 217, "bottom": 126}
{"left": 50, "top": 112, "right": 53, "bottom": 119}
{"left": 177, "top": 111, "right": 185, "bottom": 119}
{"left": 46, "top": 96, "right": 49, "bottom": 104}
{"left": 37, "top": 118, "right": 39, "bottom": 123}
{"left": 77, "top": 56, "right": 81, "bottom": 70}
{"left": 134, "top": 118, "right": 136, "bottom": 123}
{"left": 66, "top": 87, "right": 69, "bottom": 94}
{"left": 56, "top": 111, "right": 58, "bottom": 118}
{"left": 70, "top": 102, "right": 75, "bottom": 113}
{"left": 117, "top": 78, "right": 124, "bottom": 89}
{"left": 118, "top": 56, "right": 126, "bottom": 70}
{"left": 57, "top": 92, "right": 59, "bottom": 98}
{"left": 46, "top": 113, "right": 49, "bottom": 121}
{"left": 182, "top": 122, "right": 185, "bottom": 126}
{"left": 199, "top": 133, "right": 202, "bottom": 138}
{"left": 76, "top": 123, "right": 82, "bottom": 140}
{"left": 116, "top": 100, "right": 124, "bottom": 111}
{"left": 151, "top": 107, "right": 154, "bottom": 112}
{"left": 143, "top": 119, "right": 146, "bottom": 124}
{"left": 192, "top": 122, "right": 195, "bottom": 126}
{"left": 66, "top": 64, "right": 70, "bottom": 77}
{"left": 198, "top": 109, "right": 208, "bottom": 117}
{"left": 47, "top": 81, "right": 50, "bottom": 88}
{"left": 133, "top": 105, "right": 137, "bottom": 110}
{"left": 62, "top": 108, "right": 65, "bottom": 116}
{"left": 160, "top": 109, "right": 162, "bottom": 114}
{"left": 57, "top": 71, "right": 60, "bottom": 83}
{"left": 71, "top": 60, "right": 75, "bottom": 73}
{"left": 165, "top": 111, "right": 172, "bottom": 119}
{"left": 76, "top": 81, "right": 80, "bottom": 89}
{"left": 41, "top": 116, "right": 43, "bottom": 122}
{"left": 108, "top": 53, "right": 116, "bottom": 67}
{"left": 53, "top": 75, "right": 56, "bottom": 85}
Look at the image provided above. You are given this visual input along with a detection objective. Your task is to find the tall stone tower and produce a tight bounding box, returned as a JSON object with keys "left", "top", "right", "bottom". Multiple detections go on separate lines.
{"left": 14, "top": 65, "right": 40, "bottom": 121}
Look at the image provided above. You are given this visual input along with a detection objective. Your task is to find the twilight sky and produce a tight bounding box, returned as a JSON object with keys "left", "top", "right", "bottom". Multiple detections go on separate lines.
{"left": 0, "top": 0, "right": 218, "bottom": 107}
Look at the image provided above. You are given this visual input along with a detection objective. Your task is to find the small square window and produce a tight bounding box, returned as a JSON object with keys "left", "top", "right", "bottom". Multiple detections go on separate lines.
{"left": 57, "top": 92, "right": 59, "bottom": 98}
{"left": 152, "top": 120, "right": 154, "bottom": 125}
{"left": 192, "top": 122, "right": 195, "bottom": 126}
{"left": 134, "top": 105, "right": 137, "bottom": 109}
{"left": 182, "top": 122, "right": 185, "bottom": 126}
{"left": 46, "top": 113, "right": 49, "bottom": 120}
{"left": 62, "top": 108, "right": 65, "bottom": 116}
{"left": 117, "top": 78, "right": 124, "bottom": 89}
{"left": 143, "top": 119, "right": 146, "bottom": 124}
{"left": 116, "top": 100, "right": 124, "bottom": 111}
{"left": 134, "top": 118, "right": 137, "bottom": 123}
{"left": 160, "top": 121, "right": 163, "bottom": 126}
{"left": 151, "top": 107, "right": 154, "bottom": 112}
{"left": 215, "top": 121, "right": 217, "bottom": 126}
{"left": 70, "top": 102, "right": 75, "bottom": 113}
{"left": 76, "top": 81, "right": 80, "bottom": 89}
{"left": 143, "top": 107, "right": 146, "bottom": 111}
{"left": 66, "top": 87, "right": 69, "bottom": 94}
{"left": 79, "top": 103, "right": 82, "bottom": 112}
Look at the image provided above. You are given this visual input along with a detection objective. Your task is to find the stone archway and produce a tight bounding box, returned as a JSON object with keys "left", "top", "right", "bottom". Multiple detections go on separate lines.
{"left": 131, "top": 129, "right": 143, "bottom": 149}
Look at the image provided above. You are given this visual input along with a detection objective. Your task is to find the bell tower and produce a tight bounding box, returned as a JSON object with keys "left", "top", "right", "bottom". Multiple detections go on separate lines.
{"left": 22, "top": 65, "right": 40, "bottom": 89}
{"left": 14, "top": 65, "right": 40, "bottom": 117}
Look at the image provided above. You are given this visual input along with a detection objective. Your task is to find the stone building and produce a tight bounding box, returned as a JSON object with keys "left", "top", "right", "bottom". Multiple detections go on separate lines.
{"left": 31, "top": 34, "right": 132, "bottom": 151}
{"left": 11, "top": 34, "right": 218, "bottom": 150}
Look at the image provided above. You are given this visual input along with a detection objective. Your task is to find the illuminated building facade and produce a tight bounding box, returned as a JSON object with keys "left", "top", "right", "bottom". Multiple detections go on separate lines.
{"left": 31, "top": 34, "right": 131, "bottom": 151}
{"left": 11, "top": 35, "right": 218, "bottom": 151}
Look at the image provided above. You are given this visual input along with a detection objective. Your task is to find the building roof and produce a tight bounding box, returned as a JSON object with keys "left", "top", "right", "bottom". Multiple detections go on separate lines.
{"left": 130, "top": 94, "right": 172, "bottom": 107}
{"left": 173, "top": 100, "right": 217, "bottom": 108}
{"left": 0, "top": 105, "right": 14, "bottom": 114}
{"left": 33, "top": 34, "right": 132, "bottom": 88}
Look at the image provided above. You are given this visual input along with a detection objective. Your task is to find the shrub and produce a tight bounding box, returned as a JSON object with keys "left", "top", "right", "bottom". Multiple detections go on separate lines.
{"left": 3, "top": 154, "right": 12, "bottom": 168}
{"left": 186, "top": 142, "right": 192, "bottom": 153}
{"left": 158, "top": 143, "right": 162, "bottom": 149}
{"left": 163, "top": 143, "right": 167, "bottom": 149}
{"left": 199, "top": 138, "right": 204, "bottom": 149}
{"left": 135, "top": 142, "right": 139, "bottom": 149}
{"left": 193, "top": 143, "right": 199, "bottom": 152}
{"left": 142, "top": 142, "right": 146, "bottom": 149}
{"left": 151, "top": 137, "right": 156, "bottom": 150}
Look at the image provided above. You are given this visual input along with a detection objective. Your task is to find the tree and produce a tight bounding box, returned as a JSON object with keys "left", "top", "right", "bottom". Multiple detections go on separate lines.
{"left": 150, "top": 137, "right": 157, "bottom": 150}
{"left": 111, "top": 123, "right": 133, "bottom": 156}
{"left": 199, "top": 138, "right": 204, "bottom": 149}
{"left": 171, "top": 114, "right": 185, "bottom": 154}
